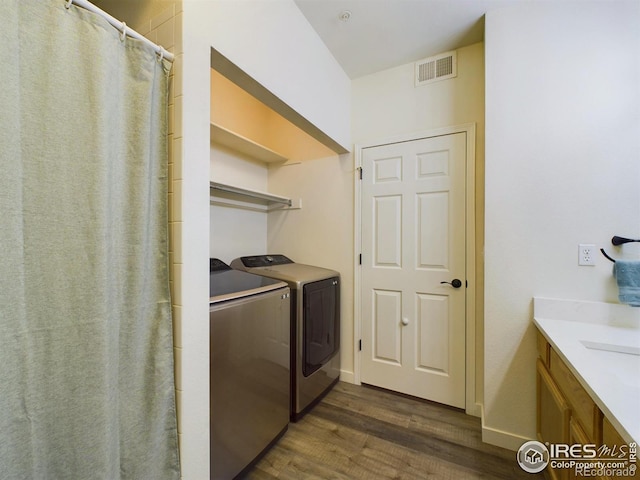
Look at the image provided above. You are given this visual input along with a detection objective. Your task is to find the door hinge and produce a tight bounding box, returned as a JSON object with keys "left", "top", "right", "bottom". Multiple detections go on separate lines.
{"left": 357, "top": 167, "right": 362, "bottom": 180}
{"left": 359, "top": 253, "right": 362, "bottom": 265}
{"left": 358, "top": 339, "right": 362, "bottom": 351}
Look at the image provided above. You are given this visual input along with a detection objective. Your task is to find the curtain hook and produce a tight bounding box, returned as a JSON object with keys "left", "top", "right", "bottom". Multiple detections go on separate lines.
{"left": 65, "top": 0, "right": 73, "bottom": 9}
{"left": 120, "top": 22, "right": 127, "bottom": 42}
{"left": 157, "top": 47, "right": 165, "bottom": 62}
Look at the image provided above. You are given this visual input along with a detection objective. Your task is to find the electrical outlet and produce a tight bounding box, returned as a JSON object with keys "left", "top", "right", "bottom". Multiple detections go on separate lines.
{"left": 578, "top": 244, "right": 596, "bottom": 266}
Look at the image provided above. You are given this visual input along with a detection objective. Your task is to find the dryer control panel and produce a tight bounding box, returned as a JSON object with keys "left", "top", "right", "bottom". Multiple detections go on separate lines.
{"left": 238, "top": 254, "right": 293, "bottom": 268}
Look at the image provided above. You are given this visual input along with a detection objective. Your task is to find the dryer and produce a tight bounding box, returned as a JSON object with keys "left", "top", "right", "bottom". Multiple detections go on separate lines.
{"left": 209, "top": 258, "right": 290, "bottom": 479}
{"left": 230, "top": 255, "right": 340, "bottom": 421}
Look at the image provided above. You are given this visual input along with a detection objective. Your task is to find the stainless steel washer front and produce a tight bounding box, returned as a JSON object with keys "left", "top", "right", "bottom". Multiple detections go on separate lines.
{"left": 209, "top": 259, "right": 290, "bottom": 479}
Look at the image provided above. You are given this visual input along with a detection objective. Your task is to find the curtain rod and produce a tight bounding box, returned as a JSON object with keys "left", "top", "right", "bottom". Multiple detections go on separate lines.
{"left": 65, "top": 0, "right": 175, "bottom": 63}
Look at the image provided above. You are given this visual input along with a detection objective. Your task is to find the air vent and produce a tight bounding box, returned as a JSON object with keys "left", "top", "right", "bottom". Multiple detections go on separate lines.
{"left": 415, "top": 50, "right": 457, "bottom": 87}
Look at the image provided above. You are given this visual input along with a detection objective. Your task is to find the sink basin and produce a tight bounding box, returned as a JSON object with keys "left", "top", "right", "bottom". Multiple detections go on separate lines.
{"left": 581, "top": 340, "right": 640, "bottom": 356}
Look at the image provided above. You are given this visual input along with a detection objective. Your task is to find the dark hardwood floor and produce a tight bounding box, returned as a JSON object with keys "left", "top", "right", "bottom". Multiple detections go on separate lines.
{"left": 245, "top": 381, "right": 544, "bottom": 479}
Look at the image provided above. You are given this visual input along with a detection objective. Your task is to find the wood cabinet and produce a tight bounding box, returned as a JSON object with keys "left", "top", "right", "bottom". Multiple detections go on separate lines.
{"left": 602, "top": 417, "right": 639, "bottom": 480}
{"left": 568, "top": 419, "right": 591, "bottom": 480}
{"left": 548, "top": 347, "right": 602, "bottom": 442}
{"left": 603, "top": 417, "right": 626, "bottom": 447}
{"left": 537, "top": 358, "right": 570, "bottom": 480}
{"left": 536, "top": 329, "right": 638, "bottom": 480}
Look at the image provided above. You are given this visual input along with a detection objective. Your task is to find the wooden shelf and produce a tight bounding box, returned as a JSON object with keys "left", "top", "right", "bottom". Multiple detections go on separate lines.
{"left": 210, "top": 123, "right": 287, "bottom": 163}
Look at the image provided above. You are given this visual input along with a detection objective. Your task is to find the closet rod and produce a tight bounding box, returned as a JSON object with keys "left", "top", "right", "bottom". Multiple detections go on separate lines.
{"left": 210, "top": 182, "right": 292, "bottom": 207}
{"left": 65, "top": 0, "right": 175, "bottom": 62}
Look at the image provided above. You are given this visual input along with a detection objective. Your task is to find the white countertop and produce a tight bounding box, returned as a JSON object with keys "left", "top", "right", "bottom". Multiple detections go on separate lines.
{"left": 533, "top": 297, "right": 640, "bottom": 444}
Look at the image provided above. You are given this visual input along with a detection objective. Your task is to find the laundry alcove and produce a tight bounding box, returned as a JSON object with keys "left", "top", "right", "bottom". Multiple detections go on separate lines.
{"left": 209, "top": 47, "right": 342, "bottom": 264}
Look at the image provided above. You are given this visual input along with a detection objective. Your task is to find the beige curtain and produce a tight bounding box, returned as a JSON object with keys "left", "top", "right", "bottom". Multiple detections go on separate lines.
{"left": 0, "top": 1, "right": 180, "bottom": 478}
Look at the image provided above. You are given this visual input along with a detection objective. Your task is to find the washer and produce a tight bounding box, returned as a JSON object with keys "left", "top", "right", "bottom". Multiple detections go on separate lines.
{"left": 209, "top": 258, "right": 290, "bottom": 479}
{"left": 230, "top": 254, "right": 340, "bottom": 421}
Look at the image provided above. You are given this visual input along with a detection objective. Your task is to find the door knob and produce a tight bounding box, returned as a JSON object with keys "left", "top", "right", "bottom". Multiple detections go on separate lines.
{"left": 440, "top": 279, "right": 463, "bottom": 288}
{"left": 401, "top": 317, "right": 409, "bottom": 326}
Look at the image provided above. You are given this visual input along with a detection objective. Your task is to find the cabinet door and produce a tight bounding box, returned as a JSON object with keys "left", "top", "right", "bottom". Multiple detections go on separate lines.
{"left": 568, "top": 419, "right": 605, "bottom": 480}
{"left": 537, "top": 359, "right": 570, "bottom": 480}
{"left": 550, "top": 348, "right": 602, "bottom": 442}
{"left": 537, "top": 331, "right": 550, "bottom": 366}
{"left": 603, "top": 417, "right": 639, "bottom": 479}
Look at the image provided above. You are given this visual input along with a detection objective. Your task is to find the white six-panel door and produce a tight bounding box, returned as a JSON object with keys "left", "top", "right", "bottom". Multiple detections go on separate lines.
{"left": 361, "top": 133, "right": 466, "bottom": 408}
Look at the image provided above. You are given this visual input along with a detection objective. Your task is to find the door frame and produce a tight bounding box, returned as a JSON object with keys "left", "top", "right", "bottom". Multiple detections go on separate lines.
{"left": 353, "top": 123, "right": 479, "bottom": 417}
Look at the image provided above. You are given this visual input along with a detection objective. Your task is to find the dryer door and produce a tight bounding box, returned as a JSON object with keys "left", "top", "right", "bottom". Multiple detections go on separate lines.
{"left": 302, "top": 277, "right": 340, "bottom": 376}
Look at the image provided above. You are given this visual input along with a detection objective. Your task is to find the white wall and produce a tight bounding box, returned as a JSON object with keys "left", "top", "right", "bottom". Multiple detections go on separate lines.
{"left": 209, "top": 147, "right": 268, "bottom": 264}
{"left": 192, "top": 0, "right": 350, "bottom": 152}
{"left": 181, "top": 1, "right": 351, "bottom": 477}
{"left": 352, "top": 43, "right": 485, "bottom": 145}
{"left": 484, "top": 1, "right": 640, "bottom": 449}
{"left": 351, "top": 42, "right": 486, "bottom": 398}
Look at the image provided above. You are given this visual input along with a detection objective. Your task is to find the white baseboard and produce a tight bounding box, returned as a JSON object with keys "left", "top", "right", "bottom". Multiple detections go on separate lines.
{"left": 481, "top": 424, "right": 531, "bottom": 452}
{"left": 466, "top": 402, "right": 482, "bottom": 418}
{"left": 478, "top": 404, "right": 531, "bottom": 452}
{"left": 339, "top": 369, "right": 355, "bottom": 384}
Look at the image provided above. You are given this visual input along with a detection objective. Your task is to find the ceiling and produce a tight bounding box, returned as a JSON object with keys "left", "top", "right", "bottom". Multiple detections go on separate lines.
{"left": 293, "top": 0, "right": 518, "bottom": 79}
{"left": 93, "top": 0, "right": 520, "bottom": 80}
